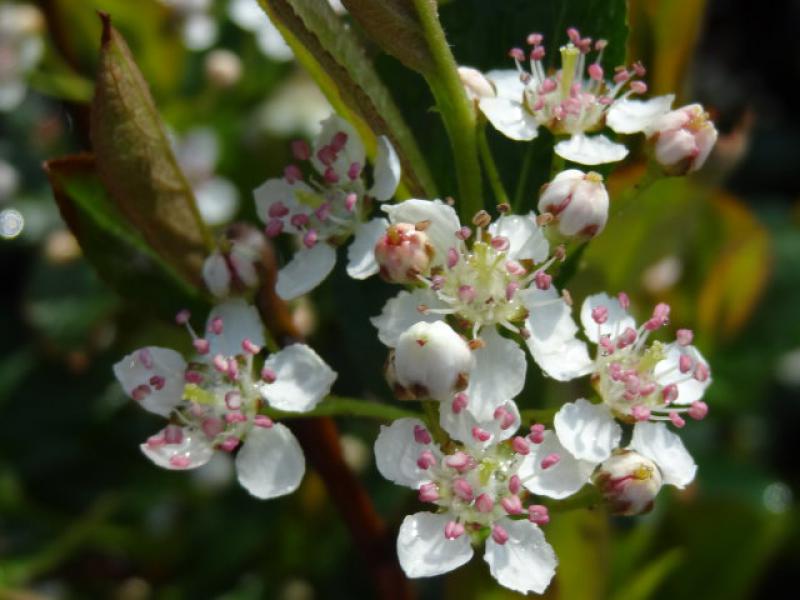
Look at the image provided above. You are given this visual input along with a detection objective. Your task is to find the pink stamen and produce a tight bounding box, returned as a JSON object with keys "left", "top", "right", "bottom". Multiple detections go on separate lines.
{"left": 599, "top": 335, "right": 615, "bottom": 355}
{"left": 591, "top": 306, "right": 609, "bottom": 324}
{"left": 149, "top": 375, "right": 165, "bottom": 390}
{"left": 323, "top": 166, "right": 339, "bottom": 184}
{"left": 512, "top": 436, "right": 530, "bottom": 455}
{"left": 494, "top": 406, "right": 516, "bottom": 430}
{"left": 456, "top": 226, "right": 472, "bottom": 241}
{"left": 345, "top": 192, "right": 358, "bottom": 212}
{"left": 212, "top": 354, "right": 229, "bottom": 373}
{"left": 291, "top": 139, "right": 310, "bottom": 161}
{"left": 528, "top": 423, "right": 545, "bottom": 444}
{"left": 210, "top": 316, "right": 224, "bottom": 335}
{"left": 175, "top": 309, "right": 191, "bottom": 325}
{"left": 617, "top": 292, "right": 630, "bottom": 310}
{"left": 184, "top": 371, "right": 203, "bottom": 384}
{"left": 242, "top": 338, "right": 261, "bottom": 355}
{"left": 445, "top": 451, "right": 472, "bottom": 473}
{"left": 631, "top": 405, "right": 651, "bottom": 421}
{"left": 444, "top": 520, "right": 465, "bottom": 540}
{"left": 676, "top": 329, "right": 694, "bottom": 346}
{"left": 669, "top": 411, "right": 686, "bottom": 428}
{"left": 131, "top": 384, "right": 151, "bottom": 402}
{"left": 491, "top": 524, "right": 509, "bottom": 545}
{"left": 508, "top": 47, "right": 525, "bottom": 61}
{"left": 541, "top": 453, "right": 560, "bottom": 470}
{"left": 202, "top": 417, "right": 224, "bottom": 438}
{"left": 501, "top": 494, "right": 523, "bottom": 515}
{"left": 347, "top": 162, "right": 362, "bottom": 181}
{"left": 540, "top": 78, "right": 557, "bottom": 94}
{"left": 225, "top": 412, "right": 247, "bottom": 424}
{"left": 506, "top": 260, "right": 526, "bottom": 276}
{"left": 453, "top": 478, "right": 474, "bottom": 501}
{"left": 528, "top": 504, "right": 550, "bottom": 526}
{"left": 169, "top": 455, "right": 191, "bottom": 468}
{"left": 138, "top": 349, "right": 154, "bottom": 369}
{"left": 447, "top": 247, "right": 459, "bottom": 269}
{"left": 694, "top": 362, "right": 710, "bottom": 382}
{"left": 219, "top": 436, "right": 240, "bottom": 452}
{"left": 588, "top": 63, "right": 604, "bottom": 80}
{"left": 458, "top": 285, "right": 476, "bottom": 303}
{"left": 530, "top": 46, "right": 545, "bottom": 61}
{"left": 261, "top": 367, "right": 277, "bottom": 383}
{"left": 225, "top": 391, "right": 242, "bottom": 410}
{"left": 417, "top": 450, "right": 436, "bottom": 470}
{"left": 316, "top": 145, "right": 336, "bottom": 166}
{"left": 506, "top": 282, "right": 520, "bottom": 301}
{"left": 662, "top": 383, "right": 679, "bottom": 403}
{"left": 303, "top": 229, "right": 318, "bottom": 249}
{"left": 265, "top": 218, "right": 283, "bottom": 238}
{"left": 413, "top": 424, "right": 432, "bottom": 445}
{"left": 315, "top": 202, "right": 332, "bottom": 222}
{"left": 290, "top": 213, "right": 309, "bottom": 228}
{"left": 534, "top": 271, "right": 552, "bottom": 290}
{"left": 330, "top": 131, "right": 349, "bottom": 152}
{"left": 284, "top": 164, "right": 302, "bottom": 183}
{"left": 567, "top": 27, "right": 580, "bottom": 43}
{"left": 418, "top": 482, "right": 439, "bottom": 503}
{"left": 475, "top": 493, "right": 494, "bottom": 513}
{"left": 509, "top": 474, "right": 521, "bottom": 495}
{"left": 617, "top": 327, "right": 638, "bottom": 349}
{"left": 431, "top": 275, "right": 445, "bottom": 290}
{"left": 452, "top": 392, "right": 468, "bottom": 414}
{"left": 193, "top": 338, "right": 210, "bottom": 355}
{"left": 527, "top": 33, "right": 543, "bottom": 46}
{"left": 472, "top": 426, "right": 491, "bottom": 443}
{"left": 679, "top": 354, "right": 694, "bottom": 373}
{"left": 630, "top": 80, "right": 647, "bottom": 94}
{"left": 491, "top": 236, "right": 510, "bottom": 251}
{"left": 254, "top": 415, "right": 274, "bottom": 428}
{"left": 164, "top": 425, "right": 184, "bottom": 444}
{"left": 688, "top": 401, "right": 708, "bottom": 420}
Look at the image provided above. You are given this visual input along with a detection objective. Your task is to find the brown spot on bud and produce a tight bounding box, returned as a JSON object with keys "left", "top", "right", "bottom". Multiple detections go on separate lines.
{"left": 472, "top": 210, "right": 491, "bottom": 228}
{"left": 415, "top": 220, "right": 432, "bottom": 231}
{"left": 497, "top": 203, "right": 511, "bottom": 214}
{"left": 468, "top": 338, "right": 486, "bottom": 350}
{"left": 454, "top": 372, "right": 470, "bottom": 392}
{"left": 554, "top": 244, "right": 567, "bottom": 261}
{"left": 536, "top": 212, "right": 554, "bottom": 226}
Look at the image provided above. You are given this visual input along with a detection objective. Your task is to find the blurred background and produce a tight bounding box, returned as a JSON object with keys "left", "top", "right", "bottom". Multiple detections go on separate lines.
{"left": 1, "top": 0, "right": 798, "bottom": 598}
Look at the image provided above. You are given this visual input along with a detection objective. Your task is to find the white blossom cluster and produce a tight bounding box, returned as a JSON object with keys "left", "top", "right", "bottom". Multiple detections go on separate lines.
{"left": 114, "top": 26, "right": 718, "bottom": 596}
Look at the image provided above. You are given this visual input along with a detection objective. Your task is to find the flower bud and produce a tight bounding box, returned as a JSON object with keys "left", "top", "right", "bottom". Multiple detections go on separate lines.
{"left": 374, "top": 223, "right": 434, "bottom": 283}
{"left": 458, "top": 66, "right": 495, "bottom": 101}
{"left": 204, "top": 49, "right": 243, "bottom": 88}
{"left": 592, "top": 450, "right": 663, "bottom": 516}
{"left": 538, "top": 169, "right": 609, "bottom": 239}
{"left": 202, "top": 238, "right": 261, "bottom": 298}
{"left": 390, "top": 321, "right": 473, "bottom": 402}
{"left": 648, "top": 104, "right": 718, "bottom": 175}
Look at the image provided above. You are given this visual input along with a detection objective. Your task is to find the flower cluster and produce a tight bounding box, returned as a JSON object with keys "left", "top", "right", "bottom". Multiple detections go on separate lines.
{"left": 0, "top": 2, "right": 44, "bottom": 112}
{"left": 111, "top": 21, "right": 720, "bottom": 597}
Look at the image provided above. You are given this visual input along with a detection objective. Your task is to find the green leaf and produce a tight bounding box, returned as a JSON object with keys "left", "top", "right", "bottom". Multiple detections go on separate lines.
{"left": 610, "top": 548, "right": 683, "bottom": 600}
{"left": 45, "top": 154, "right": 209, "bottom": 318}
{"left": 259, "top": 0, "right": 437, "bottom": 198}
{"left": 90, "top": 14, "right": 213, "bottom": 288}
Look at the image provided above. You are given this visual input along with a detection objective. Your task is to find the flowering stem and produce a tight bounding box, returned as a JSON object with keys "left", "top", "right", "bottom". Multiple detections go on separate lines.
{"left": 412, "top": 0, "right": 483, "bottom": 221}
{"left": 512, "top": 143, "right": 536, "bottom": 212}
{"left": 478, "top": 124, "right": 510, "bottom": 206}
{"left": 264, "top": 395, "right": 422, "bottom": 422}
{"left": 255, "top": 243, "right": 413, "bottom": 600}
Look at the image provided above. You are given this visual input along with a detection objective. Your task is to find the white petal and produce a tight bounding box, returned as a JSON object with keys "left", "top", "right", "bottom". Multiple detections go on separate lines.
{"left": 205, "top": 299, "right": 265, "bottom": 358}
{"left": 371, "top": 288, "right": 445, "bottom": 347}
{"left": 374, "top": 418, "right": 436, "bottom": 488}
{"left": 0, "top": 81, "right": 26, "bottom": 112}
{"left": 439, "top": 399, "right": 520, "bottom": 448}
{"left": 465, "top": 328, "right": 527, "bottom": 421}
{"left": 253, "top": 178, "right": 313, "bottom": 233}
{"left": 630, "top": 422, "right": 696, "bottom": 488}
{"left": 485, "top": 69, "right": 526, "bottom": 100}
{"left": 258, "top": 344, "right": 337, "bottom": 412}
{"left": 255, "top": 19, "right": 294, "bottom": 61}
{"left": 579, "top": 292, "right": 637, "bottom": 343}
{"left": 521, "top": 287, "right": 593, "bottom": 381}
{"left": 554, "top": 399, "right": 621, "bottom": 464}
{"left": 228, "top": 0, "right": 264, "bottom": 31}
{"left": 141, "top": 426, "right": 214, "bottom": 470}
{"left": 519, "top": 431, "right": 595, "bottom": 499}
{"left": 382, "top": 199, "right": 461, "bottom": 262}
{"left": 484, "top": 518, "right": 557, "bottom": 595}
{"left": 312, "top": 115, "right": 365, "bottom": 180}
{"left": 113, "top": 347, "right": 187, "bottom": 417}
{"left": 275, "top": 243, "right": 337, "bottom": 300}
{"left": 236, "top": 423, "right": 305, "bottom": 499}
{"left": 397, "top": 512, "right": 473, "bottom": 578}
{"left": 194, "top": 177, "right": 239, "bottom": 226}
{"left": 555, "top": 134, "right": 628, "bottom": 165}
{"left": 654, "top": 343, "right": 711, "bottom": 405}
{"left": 606, "top": 95, "right": 675, "bottom": 134}
{"left": 182, "top": 14, "right": 217, "bottom": 51}
{"left": 488, "top": 214, "right": 549, "bottom": 263}
{"left": 229, "top": 242, "right": 260, "bottom": 288}
{"left": 479, "top": 97, "right": 540, "bottom": 141}
{"left": 346, "top": 218, "right": 387, "bottom": 279}
{"left": 368, "top": 136, "right": 401, "bottom": 201}
{"left": 202, "top": 252, "right": 231, "bottom": 298}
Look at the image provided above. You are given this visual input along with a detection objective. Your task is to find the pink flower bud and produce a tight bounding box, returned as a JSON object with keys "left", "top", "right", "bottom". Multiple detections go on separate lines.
{"left": 648, "top": 104, "right": 718, "bottom": 175}
{"left": 538, "top": 170, "right": 609, "bottom": 238}
{"left": 374, "top": 223, "right": 434, "bottom": 283}
{"left": 475, "top": 493, "right": 494, "bottom": 513}
{"left": 528, "top": 504, "right": 550, "bottom": 526}
{"left": 418, "top": 482, "right": 439, "bottom": 503}
{"left": 593, "top": 450, "right": 663, "bottom": 516}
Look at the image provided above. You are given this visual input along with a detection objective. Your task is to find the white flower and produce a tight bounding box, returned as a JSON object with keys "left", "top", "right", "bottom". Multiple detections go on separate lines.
{"left": 389, "top": 321, "right": 473, "bottom": 402}
{"left": 375, "top": 414, "right": 558, "bottom": 594}
{"left": 0, "top": 3, "right": 44, "bottom": 112}
{"left": 524, "top": 291, "right": 712, "bottom": 425}
{"left": 228, "top": 0, "right": 293, "bottom": 61}
{"left": 538, "top": 169, "right": 609, "bottom": 238}
{"left": 371, "top": 201, "right": 564, "bottom": 420}
{"left": 161, "top": 0, "right": 218, "bottom": 51}
{"left": 519, "top": 400, "right": 696, "bottom": 505}
{"left": 255, "top": 115, "right": 401, "bottom": 300}
{"left": 646, "top": 104, "right": 718, "bottom": 174}
{"left": 204, "top": 49, "right": 243, "bottom": 88}
{"left": 113, "top": 299, "right": 337, "bottom": 499}
{"left": 374, "top": 223, "right": 434, "bottom": 284}
{"left": 202, "top": 238, "right": 261, "bottom": 298}
{"left": 477, "top": 28, "right": 674, "bottom": 165}
{"left": 172, "top": 127, "right": 239, "bottom": 226}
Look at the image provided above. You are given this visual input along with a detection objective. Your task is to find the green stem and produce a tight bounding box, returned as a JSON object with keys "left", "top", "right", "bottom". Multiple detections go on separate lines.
{"left": 263, "top": 395, "right": 422, "bottom": 422}
{"left": 413, "top": 0, "right": 482, "bottom": 221}
{"left": 541, "top": 485, "right": 602, "bottom": 513}
{"left": 513, "top": 143, "right": 535, "bottom": 212}
{"left": 520, "top": 407, "right": 558, "bottom": 426}
{"left": 611, "top": 164, "right": 663, "bottom": 219}
{"left": 478, "top": 125, "right": 510, "bottom": 206}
